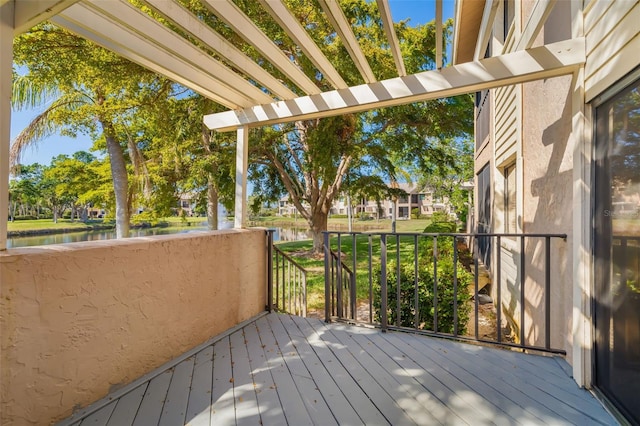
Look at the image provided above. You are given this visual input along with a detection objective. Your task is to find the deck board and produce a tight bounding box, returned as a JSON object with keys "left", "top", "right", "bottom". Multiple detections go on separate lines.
{"left": 59, "top": 313, "right": 618, "bottom": 426}
{"left": 283, "top": 315, "right": 363, "bottom": 425}
{"left": 132, "top": 370, "right": 172, "bottom": 426}
{"left": 254, "top": 315, "right": 314, "bottom": 425}
{"left": 158, "top": 356, "right": 194, "bottom": 426}
{"left": 184, "top": 346, "right": 213, "bottom": 426}
{"left": 267, "top": 313, "right": 338, "bottom": 425}
{"left": 408, "top": 334, "right": 607, "bottom": 424}
{"left": 294, "top": 316, "right": 387, "bottom": 425}
{"left": 229, "top": 327, "right": 262, "bottom": 425}
{"left": 210, "top": 337, "right": 236, "bottom": 425}
{"left": 79, "top": 401, "right": 116, "bottom": 426}
{"left": 243, "top": 322, "right": 287, "bottom": 425}
{"left": 107, "top": 384, "right": 147, "bottom": 426}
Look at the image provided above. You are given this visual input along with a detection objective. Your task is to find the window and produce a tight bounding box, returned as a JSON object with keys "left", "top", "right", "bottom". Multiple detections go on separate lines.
{"left": 411, "top": 194, "right": 419, "bottom": 204}
{"left": 503, "top": 0, "right": 515, "bottom": 41}
{"left": 504, "top": 163, "right": 517, "bottom": 233}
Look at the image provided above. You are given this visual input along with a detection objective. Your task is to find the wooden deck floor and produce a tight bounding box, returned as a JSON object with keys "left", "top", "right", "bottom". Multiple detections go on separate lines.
{"left": 61, "top": 312, "right": 617, "bottom": 426}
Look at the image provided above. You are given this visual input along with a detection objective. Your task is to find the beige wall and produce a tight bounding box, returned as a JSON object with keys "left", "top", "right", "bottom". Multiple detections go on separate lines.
{"left": 585, "top": 0, "right": 640, "bottom": 101}
{"left": 522, "top": 74, "right": 574, "bottom": 354}
{"left": 0, "top": 229, "right": 267, "bottom": 425}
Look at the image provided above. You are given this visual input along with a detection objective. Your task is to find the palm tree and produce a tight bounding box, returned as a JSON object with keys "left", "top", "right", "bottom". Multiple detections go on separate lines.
{"left": 11, "top": 75, "right": 132, "bottom": 238}
{"left": 12, "top": 24, "right": 170, "bottom": 238}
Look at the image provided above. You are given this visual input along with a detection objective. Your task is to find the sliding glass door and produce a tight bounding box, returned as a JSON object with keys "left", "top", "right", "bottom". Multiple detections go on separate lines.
{"left": 594, "top": 75, "right": 640, "bottom": 425}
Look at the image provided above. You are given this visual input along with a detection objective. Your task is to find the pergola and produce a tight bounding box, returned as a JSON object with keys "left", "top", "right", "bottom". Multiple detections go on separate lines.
{"left": 0, "top": 0, "right": 584, "bottom": 250}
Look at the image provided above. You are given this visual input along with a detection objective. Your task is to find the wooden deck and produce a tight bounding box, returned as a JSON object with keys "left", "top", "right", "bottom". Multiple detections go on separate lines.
{"left": 60, "top": 312, "right": 617, "bottom": 426}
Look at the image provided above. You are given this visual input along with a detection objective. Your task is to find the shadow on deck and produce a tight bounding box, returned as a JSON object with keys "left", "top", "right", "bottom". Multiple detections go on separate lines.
{"left": 60, "top": 312, "right": 616, "bottom": 426}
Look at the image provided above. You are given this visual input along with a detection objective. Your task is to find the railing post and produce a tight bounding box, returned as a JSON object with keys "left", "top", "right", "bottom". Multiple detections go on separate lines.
{"left": 496, "top": 235, "right": 502, "bottom": 343}
{"left": 474, "top": 236, "right": 479, "bottom": 340}
{"left": 267, "top": 230, "right": 274, "bottom": 312}
{"left": 302, "top": 272, "right": 307, "bottom": 318}
{"left": 520, "top": 236, "right": 526, "bottom": 347}
{"left": 381, "top": 233, "right": 388, "bottom": 332}
{"left": 351, "top": 233, "right": 357, "bottom": 320}
{"left": 337, "top": 234, "right": 343, "bottom": 318}
{"left": 545, "top": 236, "right": 551, "bottom": 350}
{"left": 275, "top": 250, "right": 280, "bottom": 311}
{"left": 453, "top": 236, "right": 458, "bottom": 336}
{"left": 433, "top": 236, "right": 438, "bottom": 333}
{"left": 414, "top": 234, "right": 419, "bottom": 330}
{"left": 324, "top": 232, "right": 331, "bottom": 322}
{"left": 396, "top": 234, "right": 401, "bottom": 327}
{"left": 368, "top": 234, "right": 373, "bottom": 324}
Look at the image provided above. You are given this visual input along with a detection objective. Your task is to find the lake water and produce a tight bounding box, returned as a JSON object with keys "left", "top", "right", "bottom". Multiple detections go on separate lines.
{"left": 7, "top": 222, "right": 311, "bottom": 249}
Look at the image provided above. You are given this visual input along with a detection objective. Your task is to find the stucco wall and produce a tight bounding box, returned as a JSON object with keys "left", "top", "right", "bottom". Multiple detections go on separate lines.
{"left": 522, "top": 74, "right": 574, "bottom": 354}
{"left": 0, "top": 229, "right": 267, "bottom": 425}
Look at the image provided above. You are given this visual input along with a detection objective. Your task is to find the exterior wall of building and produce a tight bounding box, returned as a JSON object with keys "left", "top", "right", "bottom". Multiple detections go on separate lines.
{"left": 474, "top": 0, "right": 577, "bottom": 353}
{"left": 518, "top": 0, "right": 575, "bottom": 355}
{"left": 0, "top": 229, "right": 267, "bottom": 425}
{"left": 584, "top": 0, "right": 640, "bottom": 102}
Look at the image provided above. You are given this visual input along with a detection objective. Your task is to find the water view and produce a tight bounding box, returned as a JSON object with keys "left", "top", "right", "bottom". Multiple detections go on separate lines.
{"left": 7, "top": 223, "right": 311, "bottom": 249}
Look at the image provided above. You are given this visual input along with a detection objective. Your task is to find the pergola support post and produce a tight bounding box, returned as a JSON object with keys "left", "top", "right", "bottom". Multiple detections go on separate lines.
{"left": 0, "top": 1, "right": 14, "bottom": 251}
{"left": 234, "top": 125, "right": 249, "bottom": 228}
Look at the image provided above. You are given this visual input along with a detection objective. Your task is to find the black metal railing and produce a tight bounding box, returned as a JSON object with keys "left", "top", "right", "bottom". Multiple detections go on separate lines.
{"left": 268, "top": 236, "right": 307, "bottom": 316}
{"left": 328, "top": 248, "right": 356, "bottom": 320}
{"left": 323, "top": 231, "right": 567, "bottom": 354}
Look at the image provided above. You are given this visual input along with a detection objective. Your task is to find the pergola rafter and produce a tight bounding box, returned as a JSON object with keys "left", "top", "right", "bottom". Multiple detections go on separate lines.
{"left": 1, "top": 0, "right": 577, "bottom": 248}
{"left": 204, "top": 38, "right": 585, "bottom": 131}
{"left": 141, "top": 0, "right": 299, "bottom": 101}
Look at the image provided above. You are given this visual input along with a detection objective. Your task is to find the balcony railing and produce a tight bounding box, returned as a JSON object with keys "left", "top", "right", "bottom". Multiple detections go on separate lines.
{"left": 268, "top": 231, "right": 307, "bottom": 317}
{"left": 323, "top": 231, "right": 567, "bottom": 354}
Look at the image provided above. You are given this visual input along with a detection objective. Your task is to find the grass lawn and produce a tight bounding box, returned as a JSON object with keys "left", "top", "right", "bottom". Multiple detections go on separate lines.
{"left": 7, "top": 219, "right": 110, "bottom": 232}
{"left": 7, "top": 216, "right": 209, "bottom": 233}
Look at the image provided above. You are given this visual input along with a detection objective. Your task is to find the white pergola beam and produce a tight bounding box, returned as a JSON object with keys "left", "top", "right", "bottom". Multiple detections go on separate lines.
{"left": 13, "top": 0, "right": 78, "bottom": 34}
{"left": 317, "top": 0, "right": 377, "bottom": 83}
{"left": 234, "top": 125, "right": 249, "bottom": 229}
{"left": 1, "top": 1, "right": 12, "bottom": 250}
{"left": 515, "top": 0, "right": 557, "bottom": 51}
{"left": 258, "top": 0, "right": 348, "bottom": 89}
{"left": 376, "top": 0, "right": 406, "bottom": 76}
{"left": 435, "top": 0, "right": 443, "bottom": 69}
{"left": 53, "top": 4, "right": 249, "bottom": 109}
{"left": 142, "top": 0, "right": 297, "bottom": 101}
{"left": 201, "top": 0, "right": 320, "bottom": 96}
{"left": 473, "top": 0, "right": 500, "bottom": 61}
{"left": 88, "top": 0, "right": 274, "bottom": 106}
{"left": 205, "top": 38, "right": 585, "bottom": 131}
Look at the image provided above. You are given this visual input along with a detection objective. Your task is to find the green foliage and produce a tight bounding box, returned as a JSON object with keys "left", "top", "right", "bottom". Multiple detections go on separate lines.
{"left": 411, "top": 208, "right": 421, "bottom": 219}
{"left": 373, "top": 237, "right": 472, "bottom": 334}
{"left": 430, "top": 211, "right": 450, "bottom": 224}
{"left": 131, "top": 210, "right": 162, "bottom": 227}
{"left": 424, "top": 220, "right": 457, "bottom": 233}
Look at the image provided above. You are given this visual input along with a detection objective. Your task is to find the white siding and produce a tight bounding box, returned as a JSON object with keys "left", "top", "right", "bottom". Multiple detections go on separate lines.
{"left": 494, "top": 26, "right": 522, "bottom": 166}
{"left": 584, "top": 0, "right": 640, "bottom": 101}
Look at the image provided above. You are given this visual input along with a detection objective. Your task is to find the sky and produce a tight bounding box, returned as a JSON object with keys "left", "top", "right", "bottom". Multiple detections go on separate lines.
{"left": 10, "top": 0, "right": 455, "bottom": 166}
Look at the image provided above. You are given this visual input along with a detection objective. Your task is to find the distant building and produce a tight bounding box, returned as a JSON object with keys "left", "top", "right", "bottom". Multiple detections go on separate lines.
{"left": 277, "top": 183, "right": 457, "bottom": 220}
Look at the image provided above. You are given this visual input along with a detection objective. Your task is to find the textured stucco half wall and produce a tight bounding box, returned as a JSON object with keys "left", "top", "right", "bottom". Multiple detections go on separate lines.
{"left": 0, "top": 229, "right": 267, "bottom": 425}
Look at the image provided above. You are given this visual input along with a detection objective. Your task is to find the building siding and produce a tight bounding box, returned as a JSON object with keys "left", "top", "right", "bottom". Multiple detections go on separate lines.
{"left": 585, "top": 0, "right": 640, "bottom": 101}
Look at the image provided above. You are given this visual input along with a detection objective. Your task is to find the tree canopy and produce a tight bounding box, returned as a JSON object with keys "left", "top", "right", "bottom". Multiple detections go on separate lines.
{"left": 11, "top": 1, "right": 474, "bottom": 250}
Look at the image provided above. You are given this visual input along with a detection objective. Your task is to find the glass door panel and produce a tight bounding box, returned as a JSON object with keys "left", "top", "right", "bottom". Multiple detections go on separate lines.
{"left": 594, "top": 76, "right": 640, "bottom": 425}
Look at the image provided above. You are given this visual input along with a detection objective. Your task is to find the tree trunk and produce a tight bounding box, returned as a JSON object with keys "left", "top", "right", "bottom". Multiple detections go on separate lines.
{"left": 207, "top": 173, "right": 218, "bottom": 230}
{"left": 103, "top": 122, "right": 130, "bottom": 238}
{"left": 310, "top": 209, "right": 328, "bottom": 254}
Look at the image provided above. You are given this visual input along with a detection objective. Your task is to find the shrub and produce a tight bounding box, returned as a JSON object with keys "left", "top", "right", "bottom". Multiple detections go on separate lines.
{"left": 373, "top": 236, "right": 472, "bottom": 334}
{"left": 424, "top": 221, "right": 457, "bottom": 233}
